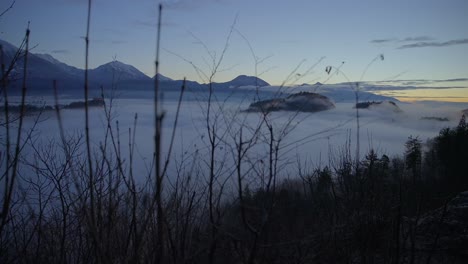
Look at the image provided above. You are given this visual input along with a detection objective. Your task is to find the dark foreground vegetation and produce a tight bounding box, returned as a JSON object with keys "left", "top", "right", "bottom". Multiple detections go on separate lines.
{"left": 0, "top": 115, "right": 466, "bottom": 264}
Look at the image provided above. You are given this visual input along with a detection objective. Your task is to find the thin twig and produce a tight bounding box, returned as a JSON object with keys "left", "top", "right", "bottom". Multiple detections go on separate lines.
{"left": 161, "top": 78, "right": 186, "bottom": 178}
{"left": 0, "top": 0, "right": 15, "bottom": 18}
{"left": 154, "top": 4, "right": 165, "bottom": 263}
{"left": 0, "top": 22, "right": 29, "bottom": 237}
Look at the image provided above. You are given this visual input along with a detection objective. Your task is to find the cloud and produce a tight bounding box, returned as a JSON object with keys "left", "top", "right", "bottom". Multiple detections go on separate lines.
{"left": 382, "top": 78, "right": 468, "bottom": 84}
{"left": 370, "top": 38, "right": 396, "bottom": 44}
{"left": 51, "top": 49, "right": 70, "bottom": 54}
{"left": 397, "top": 39, "right": 468, "bottom": 49}
{"left": 365, "top": 85, "right": 467, "bottom": 91}
{"left": 25, "top": 95, "right": 466, "bottom": 181}
{"left": 401, "top": 36, "right": 434, "bottom": 42}
{"left": 393, "top": 95, "right": 467, "bottom": 99}
{"left": 368, "top": 78, "right": 468, "bottom": 88}
{"left": 443, "top": 78, "right": 468, "bottom": 82}
{"left": 359, "top": 78, "right": 468, "bottom": 92}
{"left": 111, "top": 40, "right": 127, "bottom": 45}
{"left": 370, "top": 36, "right": 433, "bottom": 44}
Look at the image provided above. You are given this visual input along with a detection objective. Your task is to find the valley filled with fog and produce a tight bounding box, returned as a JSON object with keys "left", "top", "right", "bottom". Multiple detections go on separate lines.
{"left": 10, "top": 88, "right": 467, "bottom": 184}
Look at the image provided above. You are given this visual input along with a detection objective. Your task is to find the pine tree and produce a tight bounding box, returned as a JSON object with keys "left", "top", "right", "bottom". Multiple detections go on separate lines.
{"left": 405, "top": 136, "right": 422, "bottom": 185}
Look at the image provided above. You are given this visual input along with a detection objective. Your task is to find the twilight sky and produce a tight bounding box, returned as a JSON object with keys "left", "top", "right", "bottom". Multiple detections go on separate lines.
{"left": 1, "top": 0, "right": 468, "bottom": 101}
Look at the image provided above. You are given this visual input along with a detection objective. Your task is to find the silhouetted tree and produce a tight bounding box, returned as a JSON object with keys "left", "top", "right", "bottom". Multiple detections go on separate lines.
{"left": 405, "top": 136, "right": 422, "bottom": 186}
{"left": 431, "top": 115, "right": 468, "bottom": 193}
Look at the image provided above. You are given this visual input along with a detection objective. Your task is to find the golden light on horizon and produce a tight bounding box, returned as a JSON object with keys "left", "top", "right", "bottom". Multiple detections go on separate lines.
{"left": 375, "top": 88, "right": 468, "bottom": 103}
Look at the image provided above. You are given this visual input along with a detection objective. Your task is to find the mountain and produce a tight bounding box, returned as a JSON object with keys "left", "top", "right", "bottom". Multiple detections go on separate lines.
{"left": 3, "top": 39, "right": 268, "bottom": 95}
{"left": 1, "top": 39, "right": 159, "bottom": 95}
{"left": 2, "top": 39, "right": 152, "bottom": 83}
{"left": 1, "top": 39, "right": 23, "bottom": 79}
{"left": 153, "top": 73, "right": 173, "bottom": 82}
{"left": 0, "top": 39, "right": 19, "bottom": 58}
{"left": 1, "top": 39, "right": 76, "bottom": 81}
{"left": 0, "top": 39, "right": 400, "bottom": 102}
{"left": 89, "top": 61, "right": 151, "bottom": 83}
{"left": 228, "top": 75, "right": 270, "bottom": 87}
{"left": 34, "top": 53, "right": 82, "bottom": 79}
{"left": 213, "top": 75, "right": 270, "bottom": 89}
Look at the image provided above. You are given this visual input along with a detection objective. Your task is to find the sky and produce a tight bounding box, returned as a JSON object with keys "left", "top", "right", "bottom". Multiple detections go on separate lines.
{"left": 1, "top": 0, "right": 468, "bottom": 102}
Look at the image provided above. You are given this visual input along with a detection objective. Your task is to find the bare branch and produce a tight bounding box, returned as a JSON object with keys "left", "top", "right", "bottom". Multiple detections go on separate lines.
{"left": 0, "top": 1, "right": 15, "bottom": 18}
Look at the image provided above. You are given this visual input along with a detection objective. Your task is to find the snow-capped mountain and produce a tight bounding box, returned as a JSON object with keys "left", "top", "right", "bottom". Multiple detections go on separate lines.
{"left": 227, "top": 75, "right": 270, "bottom": 87}
{"left": 153, "top": 73, "right": 173, "bottom": 82}
{"left": 0, "top": 39, "right": 19, "bottom": 58}
{"left": 213, "top": 75, "right": 270, "bottom": 89}
{"left": 34, "top": 53, "right": 68, "bottom": 66}
{"left": 2, "top": 39, "right": 153, "bottom": 84}
{"left": 89, "top": 60, "right": 151, "bottom": 83}
{"left": 0, "top": 39, "right": 401, "bottom": 103}
{"left": 35, "top": 53, "right": 83, "bottom": 78}
{"left": 1, "top": 39, "right": 74, "bottom": 80}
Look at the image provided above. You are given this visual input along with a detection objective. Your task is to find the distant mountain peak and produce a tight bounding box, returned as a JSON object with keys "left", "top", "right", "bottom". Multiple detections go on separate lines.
{"left": 0, "top": 39, "right": 18, "bottom": 54}
{"left": 35, "top": 53, "right": 58, "bottom": 63}
{"left": 226, "top": 75, "right": 270, "bottom": 87}
{"left": 96, "top": 60, "right": 133, "bottom": 70}
{"left": 153, "top": 73, "right": 173, "bottom": 82}
{"left": 33, "top": 53, "right": 82, "bottom": 78}
{"left": 90, "top": 60, "right": 151, "bottom": 82}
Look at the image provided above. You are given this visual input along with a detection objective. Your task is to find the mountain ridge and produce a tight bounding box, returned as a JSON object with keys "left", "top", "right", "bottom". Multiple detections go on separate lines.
{"left": 1, "top": 39, "right": 272, "bottom": 88}
{"left": 1, "top": 39, "right": 399, "bottom": 103}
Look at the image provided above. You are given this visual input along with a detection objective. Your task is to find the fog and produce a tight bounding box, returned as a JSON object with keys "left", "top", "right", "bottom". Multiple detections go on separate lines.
{"left": 4, "top": 89, "right": 467, "bottom": 184}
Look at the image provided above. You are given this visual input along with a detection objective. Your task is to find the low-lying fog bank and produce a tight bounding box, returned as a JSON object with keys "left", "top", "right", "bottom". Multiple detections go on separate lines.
{"left": 5, "top": 90, "right": 466, "bottom": 183}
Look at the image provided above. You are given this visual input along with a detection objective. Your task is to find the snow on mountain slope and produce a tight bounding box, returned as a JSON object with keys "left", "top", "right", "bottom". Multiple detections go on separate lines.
{"left": 227, "top": 75, "right": 270, "bottom": 87}
{"left": 34, "top": 53, "right": 63, "bottom": 65}
{"left": 89, "top": 61, "right": 151, "bottom": 83}
{"left": 35, "top": 53, "right": 83, "bottom": 78}
{"left": 153, "top": 73, "right": 173, "bottom": 82}
{"left": 0, "top": 39, "right": 20, "bottom": 58}
{"left": 212, "top": 75, "right": 270, "bottom": 89}
{"left": 1, "top": 39, "right": 81, "bottom": 80}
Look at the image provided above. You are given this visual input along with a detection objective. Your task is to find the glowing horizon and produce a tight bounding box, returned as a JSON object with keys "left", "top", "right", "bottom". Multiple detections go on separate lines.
{"left": 376, "top": 88, "right": 468, "bottom": 103}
